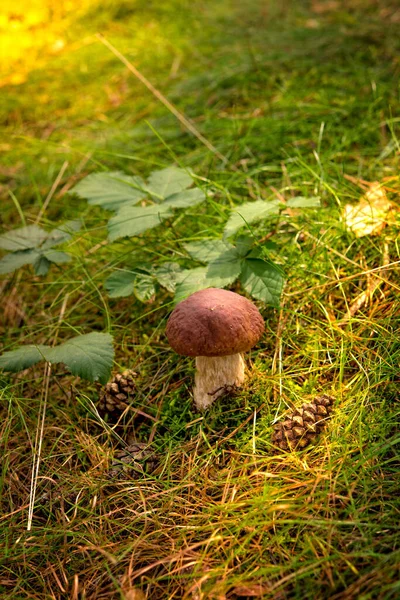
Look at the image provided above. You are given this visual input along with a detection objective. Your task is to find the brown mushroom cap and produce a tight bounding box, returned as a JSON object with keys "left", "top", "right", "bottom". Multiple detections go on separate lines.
{"left": 166, "top": 288, "right": 264, "bottom": 357}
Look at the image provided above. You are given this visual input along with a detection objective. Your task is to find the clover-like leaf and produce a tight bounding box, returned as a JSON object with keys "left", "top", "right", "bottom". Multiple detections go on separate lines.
{"left": 108, "top": 204, "right": 173, "bottom": 241}
{"left": 224, "top": 199, "right": 281, "bottom": 238}
{"left": 240, "top": 258, "right": 284, "bottom": 307}
{"left": 71, "top": 171, "right": 146, "bottom": 211}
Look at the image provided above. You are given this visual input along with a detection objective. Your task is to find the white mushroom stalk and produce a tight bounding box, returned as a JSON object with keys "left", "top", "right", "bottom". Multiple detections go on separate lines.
{"left": 194, "top": 354, "right": 245, "bottom": 410}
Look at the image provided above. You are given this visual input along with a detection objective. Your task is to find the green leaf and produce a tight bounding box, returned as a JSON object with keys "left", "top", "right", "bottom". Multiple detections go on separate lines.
{"left": 286, "top": 196, "right": 320, "bottom": 208}
{"left": 173, "top": 267, "right": 211, "bottom": 304}
{"left": 42, "top": 250, "right": 71, "bottom": 265}
{"left": 45, "top": 332, "right": 114, "bottom": 383}
{"left": 105, "top": 271, "right": 136, "bottom": 298}
{"left": 0, "top": 249, "right": 40, "bottom": 275}
{"left": 206, "top": 248, "right": 242, "bottom": 287}
{"left": 234, "top": 235, "right": 254, "bottom": 257}
{"left": 240, "top": 258, "right": 285, "bottom": 307}
{"left": 108, "top": 204, "right": 173, "bottom": 242}
{"left": 163, "top": 187, "right": 206, "bottom": 208}
{"left": 146, "top": 167, "right": 193, "bottom": 200}
{"left": 42, "top": 219, "right": 82, "bottom": 249}
{"left": 153, "top": 262, "right": 184, "bottom": 293}
{"left": 184, "top": 239, "right": 232, "bottom": 263}
{"left": 0, "top": 333, "right": 114, "bottom": 384}
{"left": 224, "top": 199, "right": 281, "bottom": 238}
{"left": 0, "top": 225, "right": 48, "bottom": 251}
{"left": 33, "top": 256, "right": 51, "bottom": 276}
{"left": 133, "top": 274, "right": 156, "bottom": 303}
{"left": 0, "top": 344, "right": 49, "bottom": 371}
{"left": 71, "top": 171, "right": 146, "bottom": 211}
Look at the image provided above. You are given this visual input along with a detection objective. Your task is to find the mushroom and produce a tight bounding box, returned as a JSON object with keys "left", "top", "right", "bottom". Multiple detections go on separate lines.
{"left": 166, "top": 287, "right": 264, "bottom": 409}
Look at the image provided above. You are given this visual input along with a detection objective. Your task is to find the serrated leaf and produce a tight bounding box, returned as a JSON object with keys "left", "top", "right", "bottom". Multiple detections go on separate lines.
{"left": 133, "top": 274, "right": 156, "bottom": 303}
{"left": 234, "top": 235, "right": 254, "bottom": 257}
{"left": 173, "top": 267, "right": 211, "bottom": 304}
{"left": 33, "top": 256, "right": 51, "bottom": 276}
{"left": 105, "top": 271, "right": 136, "bottom": 298}
{"left": 0, "top": 225, "right": 48, "bottom": 251}
{"left": 286, "top": 196, "right": 320, "bottom": 208}
{"left": 146, "top": 167, "right": 193, "bottom": 200}
{"left": 42, "top": 250, "right": 71, "bottom": 265}
{"left": 42, "top": 219, "right": 82, "bottom": 249}
{"left": 45, "top": 332, "right": 114, "bottom": 383}
{"left": 0, "top": 249, "right": 40, "bottom": 275}
{"left": 163, "top": 187, "right": 206, "bottom": 208}
{"left": 206, "top": 248, "right": 242, "bottom": 287}
{"left": 183, "top": 239, "right": 232, "bottom": 263}
{"left": 108, "top": 204, "right": 173, "bottom": 242}
{"left": 240, "top": 258, "right": 284, "bottom": 307}
{"left": 0, "top": 344, "right": 49, "bottom": 371}
{"left": 71, "top": 171, "right": 146, "bottom": 211}
{"left": 0, "top": 333, "right": 114, "bottom": 384}
{"left": 153, "top": 262, "right": 184, "bottom": 293}
{"left": 224, "top": 199, "right": 281, "bottom": 238}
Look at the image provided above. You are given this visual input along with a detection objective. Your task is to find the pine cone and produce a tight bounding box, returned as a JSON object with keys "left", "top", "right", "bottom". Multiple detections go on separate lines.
{"left": 107, "top": 442, "right": 157, "bottom": 480}
{"left": 98, "top": 370, "right": 137, "bottom": 422}
{"left": 272, "top": 394, "right": 334, "bottom": 451}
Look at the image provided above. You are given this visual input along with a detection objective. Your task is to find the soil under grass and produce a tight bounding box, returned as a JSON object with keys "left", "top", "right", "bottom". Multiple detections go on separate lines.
{"left": 1, "top": 1, "right": 399, "bottom": 598}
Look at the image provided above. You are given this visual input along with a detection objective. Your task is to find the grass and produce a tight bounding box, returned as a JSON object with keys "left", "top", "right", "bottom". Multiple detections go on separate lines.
{"left": 1, "top": 0, "right": 400, "bottom": 598}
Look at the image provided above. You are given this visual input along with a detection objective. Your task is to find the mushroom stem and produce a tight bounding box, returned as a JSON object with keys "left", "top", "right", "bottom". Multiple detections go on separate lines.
{"left": 193, "top": 354, "right": 245, "bottom": 410}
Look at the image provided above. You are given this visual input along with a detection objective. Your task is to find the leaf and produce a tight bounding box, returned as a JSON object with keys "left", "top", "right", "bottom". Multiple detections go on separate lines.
{"left": 108, "top": 204, "right": 173, "bottom": 241}
{"left": 163, "top": 187, "right": 206, "bottom": 208}
{"left": 286, "top": 196, "right": 320, "bottom": 208}
{"left": 240, "top": 258, "right": 285, "bottom": 307}
{"left": 133, "top": 274, "right": 156, "bottom": 303}
{"left": 0, "top": 333, "right": 114, "bottom": 384}
{"left": 71, "top": 171, "right": 146, "bottom": 211}
{"left": 224, "top": 199, "right": 281, "bottom": 238}
{"left": 146, "top": 167, "right": 193, "bottom": 200}
{"left": 234, "top": 235, "right": 254, "bottom": 257}
{"left": 41, "top": 219, "right": 82, "bottom": 249}
{"left": 0, "top": 249, "right": 40, "bottom": 274}
{"left": 153, "top": 262, "right": 184, "bottom": 293}
{"left": 183, "top": 239, "right": 232, "bottom": 263}
{"left": 173, "top": 267, "right": 211, "bottom": 303}
{"left": 42, "top": 250, "right": 72, "bottom": 264}
{"left": 0, "top": 344, "right": 49, "bottom": 371}
{"left": 343, "top": 183, "right": 395, "bottom": 237}
{"left": 105, "top": 271, "right": 136, "bottom": 298}
{"left": 0, "top": 225, "right": 48, "bottom": 251}
{"left": 33, "top": 256, "right": 51, "bottom": 276}
{"left": 45, "top": 332, "right": 114, "bottom": 383}
{"left": 206, "top": 248, "right": 242, "bottom": 287}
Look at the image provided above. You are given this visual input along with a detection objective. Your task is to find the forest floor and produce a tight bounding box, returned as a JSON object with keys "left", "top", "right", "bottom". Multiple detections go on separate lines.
{"left": 0, "top": 1, "right": 399, "bottom": 598}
